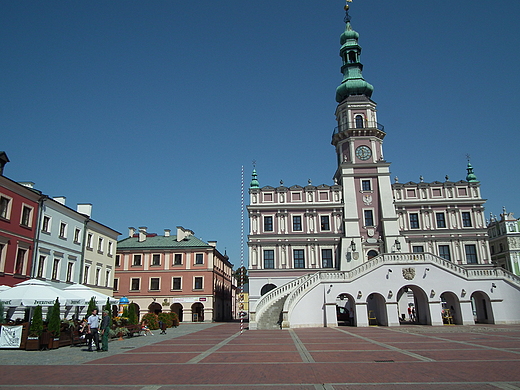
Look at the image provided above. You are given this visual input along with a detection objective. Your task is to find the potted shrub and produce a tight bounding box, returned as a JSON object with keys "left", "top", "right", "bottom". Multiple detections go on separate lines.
{"left": 141, "top": 313, "right": 159, "bottom": 330}
{"left": 47, "top": 299, "right": 61, "bottom": 349}
{"left": 26, "top": 306, "right": 43, "bottom": 351}
{"left": 158, "top": 312, "right": 173, "bottom": 328}
{"left": 169, "top": 312, "right": 180, "bottom": 327}
{"left": 109, "top": 326, "right": 129, "bottom": 340}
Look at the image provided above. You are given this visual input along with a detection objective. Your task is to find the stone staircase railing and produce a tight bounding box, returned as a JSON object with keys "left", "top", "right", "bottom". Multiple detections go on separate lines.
{"left": 250, "top": 273, "right": 314, "bottom": 324}
{"left": 280, "top": 253, "right": 520, "bottom": 326}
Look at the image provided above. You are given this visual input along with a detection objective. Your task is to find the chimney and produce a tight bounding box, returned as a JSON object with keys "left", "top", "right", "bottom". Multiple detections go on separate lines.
{"left": 164, "top": 229, "right": 171, "bottom": 237}
{"left": 176, "top": 226, "right": 194, "bottom": 242}
{"left": 53, "top": 196, "right": 66, "bottom": 205}
{"left": 77, "top": 203, "right": 92, "bottom": 217}
{"left": 138, "top": 227, "right": 147, "bottom": 242}
{"left": 19, "top": 182, "right": 35, "bottom": 189}
{"left": 208, "top": 241, "right": 217, "bottom": 248}
{"left": 129, "top": 227, "right": 136, "bottom": 237}
{"left": 0, "top": 151, "right": 9, "bottom": 176}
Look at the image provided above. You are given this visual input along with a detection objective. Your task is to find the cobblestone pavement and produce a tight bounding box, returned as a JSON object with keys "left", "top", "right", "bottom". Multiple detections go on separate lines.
{"left": 1, "top": 323, "right": 520, "bottom": 389}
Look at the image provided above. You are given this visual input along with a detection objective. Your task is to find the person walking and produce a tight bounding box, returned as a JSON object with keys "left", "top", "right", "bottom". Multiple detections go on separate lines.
{"left": 100, "top": 310, "right": 110, "bottom": 352}
{"left": 87, "top": 309, "right": 101, "bottom": 352}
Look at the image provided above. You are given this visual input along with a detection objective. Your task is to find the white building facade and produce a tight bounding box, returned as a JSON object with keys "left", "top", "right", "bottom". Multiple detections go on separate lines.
{"left": 247, "top": 8, "right": 520, "bottom": 329}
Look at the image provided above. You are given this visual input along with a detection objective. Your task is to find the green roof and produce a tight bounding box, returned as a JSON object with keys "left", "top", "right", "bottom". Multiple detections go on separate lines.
{"left": 117, "top": 234, "right": 212, "bottom": 250}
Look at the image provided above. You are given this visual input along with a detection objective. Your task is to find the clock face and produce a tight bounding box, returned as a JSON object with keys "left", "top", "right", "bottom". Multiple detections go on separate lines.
{"left": 355, "top": 145, "right": 372, "bottom": 161}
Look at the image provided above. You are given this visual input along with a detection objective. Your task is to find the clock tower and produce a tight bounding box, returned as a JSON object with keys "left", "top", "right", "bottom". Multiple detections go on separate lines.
{"left": 332, "top": 6, "right": 402, "bottom": 270}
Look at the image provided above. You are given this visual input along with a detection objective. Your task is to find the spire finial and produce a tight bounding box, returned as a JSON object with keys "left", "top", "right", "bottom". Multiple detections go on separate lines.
{"left": 344, "top": 0, "right": 353, "bottom": 23}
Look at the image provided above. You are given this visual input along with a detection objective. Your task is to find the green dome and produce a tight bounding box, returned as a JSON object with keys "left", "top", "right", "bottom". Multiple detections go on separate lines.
{"left": 340, "top": 22, "right": 359, "bottom": 45}
{"left": 466, "top": 162, "right": 478, "bottom": 182}
{"left": 250, "top": 169, "right": 259, "bottom": 189}
{"left": 336, "top": 78, "right": 374, "bottom": 102}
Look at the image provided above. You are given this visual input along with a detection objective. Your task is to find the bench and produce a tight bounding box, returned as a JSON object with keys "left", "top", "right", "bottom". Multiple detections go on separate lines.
{"left": 125, "top": 324, "right": 142, "bottom": 337}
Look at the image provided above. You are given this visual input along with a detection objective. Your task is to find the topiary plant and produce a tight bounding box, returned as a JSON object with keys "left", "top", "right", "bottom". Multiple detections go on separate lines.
{"left": 169, "top": 312, "right": 180, "bottom": 327}
{"left": 141, "top": 312, "right": 159, "bottom": 330}
{"left": 128, "top": 303, "right": 138, "bottom": 325}
{"left": 87, "top": 297, "right": 98, "bottom": 317}
{"left": 157, "top": 312, "right": 172, "bottom": 328}
{"left": 29, "top": 305, "right": 43, "bottom": 337}
{"left": 48, "top": 298, "right": 61, "bottom": 337}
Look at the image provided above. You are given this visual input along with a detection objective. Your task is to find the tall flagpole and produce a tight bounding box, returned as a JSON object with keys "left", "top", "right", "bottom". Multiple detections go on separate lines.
{"left": 240, "top": 166, "right": 245, "bottom": 334}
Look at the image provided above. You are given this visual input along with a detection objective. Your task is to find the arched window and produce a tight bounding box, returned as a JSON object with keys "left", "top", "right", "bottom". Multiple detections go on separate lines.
{"left": 355, "top": 115, "right": 364, "bottom": 128}
{"left": 261, "top": 283, "right": 277, "bottom": 296}
{"left": 348, "top": 51, "right": 357, "bottom": 63}
{"left": 367, "top": 250, "right": 378, "bottom": 259}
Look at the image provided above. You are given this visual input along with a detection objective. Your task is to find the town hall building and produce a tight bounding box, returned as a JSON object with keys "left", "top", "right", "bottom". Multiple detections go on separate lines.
{"left": 247, "top": 4, "right": 520, "bottom": 329}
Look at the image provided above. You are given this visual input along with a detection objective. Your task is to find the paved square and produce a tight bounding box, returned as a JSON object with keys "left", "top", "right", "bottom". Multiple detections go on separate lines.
{"left": 1, "top": 323, "right": 520, "bottom": 389}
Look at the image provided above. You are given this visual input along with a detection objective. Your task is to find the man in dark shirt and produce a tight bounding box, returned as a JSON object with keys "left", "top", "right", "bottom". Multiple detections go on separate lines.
{"left": 100, "top": 310, "right": 110, "bottom": 351}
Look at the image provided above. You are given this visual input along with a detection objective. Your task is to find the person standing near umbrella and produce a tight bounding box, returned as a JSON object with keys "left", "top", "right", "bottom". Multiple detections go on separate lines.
{"left": 100, "top": 310, "right": 110, "bottom": 351}
{"left": 87, "top": 309, "right": 101, "bottom": 352}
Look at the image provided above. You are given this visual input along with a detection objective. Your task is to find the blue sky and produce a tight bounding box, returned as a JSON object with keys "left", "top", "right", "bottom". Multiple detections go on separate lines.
{"left": 2, "top": 1, "right": 519, "bottom": 268}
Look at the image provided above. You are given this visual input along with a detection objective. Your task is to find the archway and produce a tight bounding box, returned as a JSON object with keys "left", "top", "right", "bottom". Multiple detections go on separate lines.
{"left": 396, "top": 285, "right": 431, "bottom": 325}
{"left": 170, "top": 303, "right": 183, "bottom": 322}
{"left": 336, "top": 293, "right": 356, "bottom": 326}
{"left": 440, "top": 292, "right": 462, "bottom": 325}
{"left": 148, "top": 302, "right": 162, "bottom": 315}
{"left": 367, "top": 250, "right": 378, "bottom": 260}
{"left": 471, "top": 291, "right": 494, "bottom": 324}
{"left": 366, "top": 293, "right": 388, "bottom": 326}
{"left": 192, "top": 302, "right": 204, "bottom": 322}
{"left": 261, "top": 283, "right": 277, "bottom": 296}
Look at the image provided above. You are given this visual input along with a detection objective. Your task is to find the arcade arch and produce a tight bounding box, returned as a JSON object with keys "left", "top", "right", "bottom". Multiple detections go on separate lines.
{"left": 396, "top": 285, "right": 431, "bottom": 325}
{"left": 192, "top": 302, "right": 204, "bottom": 322}
{"left": 471, "top": 291, "right": 494, "bottom": 324}
{"left": 170, "top": 303, "right": 183, "bottom": 322}
{"left": 367, "top": 293, "right": 388, "bottom": 326}
{"left": 148, "top": 302, "right": 162, "bottom": 315}
{"left": 336, "top": 293, "right": 356, "bottom": 326}
{"left": 440, "top": 292, "right": 462, "bottom": 325}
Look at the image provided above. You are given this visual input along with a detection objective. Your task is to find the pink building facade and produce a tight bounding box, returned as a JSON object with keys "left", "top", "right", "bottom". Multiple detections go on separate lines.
{"left": 114, "top": 226, "right": 233, "bottom": 322}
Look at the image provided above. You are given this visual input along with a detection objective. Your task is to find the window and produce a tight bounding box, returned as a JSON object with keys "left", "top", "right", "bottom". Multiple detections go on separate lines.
{"left": 362, "top": 180, "right": 371, "bottom": 191}
{"left": 409, "top": 213, "right": 420, "bottom": 229}
{"left": 83, "top": 265, "right": 90, "bottom": 284}
{"left": 462, "top": 212, "right": 472, "bottom": 227}
{"left": 436, "top": 213, "right": 446, "bottom": 228}
{"left": 320, "top": 216, "right": 330, "bottom": 231}
{"left": 150, "top": 278, "right": 160, "bottom": 291}
{"left": 174, "top": 253, "right": 182, "bottom": 265}
{"left": 264, "top": 216, "right": 273, "bottom": 232}
{"left": 113, "top": 278, "right": 119, "bottom": 291}
{"left": 105, "top": 270, "right": 110, "bottom": 287}
{"left": 37, "top": 255, "right": 45, "bottom": 278}
{"left": 412, "top": 246, "right": 424, "bottom": 253}
{"left": 195, "top": 254, "right": 204, "bottom": 264}
{"left": 439, "top": 245, "right": 451, "bottom": 261}
{"left": 364, "top": 210, "right": 374, "bottom": 227}
{"left": 115, "top": 255, "right": 120, "bottom": 267}
{"left": 0, "top": 196, "right": 10, "bottom": 219}
{"left": 293, "top": 249, "right": 305, "bottom": 269}
{"left": 172, "top": 277, "right": 181, "bottom": 290}
{"left": 322, "top": 249, "right": 333, "bottom": 268}
{"left": 133, "top": 254, "right": 142, "bottom": 266}
{"left": 66, "top": 262, "right": 74, "bottom": 282}
{"left": 293, "top": 216, "right": 302, "bottom": 231}
{"left": 42, "top": 216, "right": 51, "bottom": 233}
{"left": 263, "top": 250, "right": 274, "bottom": 269}
{"left": 59, "top": 222, "right": 67, "bottom": 238}
{"left": 87, "top": 234, "right": 93, "bottom": 250}
{"left": 131, "top": 278, "right": 140, "bottom": 291}
{"left": 52, "top": 259, "right": 60, "bottom": 280}
{"left": 15, "top": 248, "right": 27, "bottom": 274}
{"left": 108, "top": 241, "right": 113, "bottom": 256}
{"left": 21, "top": 206, "right": 32, "bottom": 227}
{"left": 97, "top": 237, "right": 104, "bottom": 253}
{"left": 74, "top": 228, "right": 81, "bottom": 243}
{"left": 355, "top": 114, "right": 364, "bottom": 128}
{"left": 194, "top": 277, "right": 203, "bottom": 290}
{"left": 95, "top": 268, "right": 100, "bottom": 285}
{"left": 152, "top": 254, "right": 161, "bottom": 266}
{"left": 465, "top": 244, "right": 478, "bottom": 264}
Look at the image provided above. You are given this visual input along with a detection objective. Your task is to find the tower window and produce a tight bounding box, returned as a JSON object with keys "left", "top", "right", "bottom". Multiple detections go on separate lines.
{"left": 320, "top": 216, "right": 330, "bottom": 231}
{"left": 439, "top": 245, "right": 451, "bottom": 261}
{"left": 465, "top": 244, "right": 478, "bottom": 264}
{"left": 293, "top": 216, "right": 302, "bottom": 231}
{"left": 362, "top": 180, "right": 371, "bottom": 191}
{"left": 364, "top": 210, "right": 374, "bottom": 227}
{"left": 348, "top": 51, "right": 357, "bottom": 63}
{"left": 462, "top": 212, "right": 472, "bottom": 227}
{"left": 355, "top": 115, "right": 364, "bottom": 129}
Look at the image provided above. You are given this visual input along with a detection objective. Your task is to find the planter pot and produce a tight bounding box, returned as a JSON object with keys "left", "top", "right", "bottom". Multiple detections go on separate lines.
{"left": 39, "top": 332, "right": 52, "bottom": 350}
{"left": 25, "top": 337, "right": 40, "bottom": 351}
{"left": 51, "top": 338, "right": 60, "bottom": 349}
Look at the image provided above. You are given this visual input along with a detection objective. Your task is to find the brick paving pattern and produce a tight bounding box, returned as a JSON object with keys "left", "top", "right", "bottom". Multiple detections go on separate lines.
{"left": 1, "top": 323, "right": 520, "bottom": 389}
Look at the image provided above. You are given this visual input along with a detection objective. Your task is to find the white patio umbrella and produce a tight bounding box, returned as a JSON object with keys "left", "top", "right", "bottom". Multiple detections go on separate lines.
{"left": 0, "top": 279, "right": 85, "bottom": 307}
{"left": 0, "top": 285, "right": 11, "bottom": 292}
{"left": 63, "top": 284, "right": 118, "bottom": 306}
